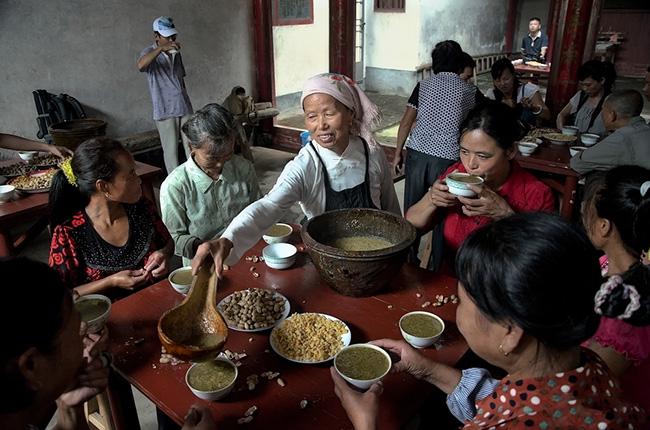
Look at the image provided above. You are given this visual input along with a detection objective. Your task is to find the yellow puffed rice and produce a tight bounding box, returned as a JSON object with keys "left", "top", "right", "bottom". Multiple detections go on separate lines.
{"left": 272, "top": 313, "right": 348, "bottom": 361}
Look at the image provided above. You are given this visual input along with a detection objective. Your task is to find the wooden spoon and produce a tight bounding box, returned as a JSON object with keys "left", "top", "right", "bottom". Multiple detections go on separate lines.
{"left": 157, "top": 261, "right": 228, "bottom": 361}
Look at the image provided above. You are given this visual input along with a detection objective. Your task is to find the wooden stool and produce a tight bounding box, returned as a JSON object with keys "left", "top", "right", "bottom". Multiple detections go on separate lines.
{"left": 84, "top": 392, "right": 115, "bottom": 430}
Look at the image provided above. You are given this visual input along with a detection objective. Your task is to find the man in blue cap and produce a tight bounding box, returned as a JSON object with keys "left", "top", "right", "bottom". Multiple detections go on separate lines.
{"left": 138, "top": 16, "right": 193, "bottom": 174}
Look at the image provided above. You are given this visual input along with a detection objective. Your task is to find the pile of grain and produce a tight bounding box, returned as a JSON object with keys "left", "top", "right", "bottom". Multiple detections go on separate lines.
{"left": 272, "top": 313, "right": 348, "bottom": 361}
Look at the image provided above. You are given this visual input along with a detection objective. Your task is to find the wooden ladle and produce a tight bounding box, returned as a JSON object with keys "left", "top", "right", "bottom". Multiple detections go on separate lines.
{"left": 157, "top": 261, "right": 228, "bottom": 362}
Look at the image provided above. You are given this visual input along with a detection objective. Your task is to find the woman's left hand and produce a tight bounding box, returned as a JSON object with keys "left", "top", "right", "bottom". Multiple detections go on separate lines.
{"left": 330, "top": 367, "right": 382, "bottom": 430}
{"left": 144, "top": 250, "right": 169, "bottom": 278}
{"left": 457, "top": 185, "right": 514, "bottom": 219}
{"left": 48, "top": 145, "right": 73, "bottom": 158}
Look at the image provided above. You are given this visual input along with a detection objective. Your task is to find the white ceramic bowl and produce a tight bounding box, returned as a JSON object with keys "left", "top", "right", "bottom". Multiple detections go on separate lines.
{"left": 517, "top": 141, "right": 539, "bottom": 157}
{"left": 399, "top": 311, "right": 445, "bottom": 349}
{"left": 445, "top": 173, "right": 484, "bottom": 197}
{"left": 569, "top": 146, "right": 587, "bottom": 157}
{"left": 561, "top": 126, "right": 579, "bottom": 136}
{"left": 263, "top": 243, "right": 297, "bottom": 269}
{"left": 168, "top": 266, "right": 193, "bottom": 295}
{"left": 18, "top": 151, "right": 38, "bottom": 161}
{"left": 75, "top": 294, "right": 111, "bottom": 334}
{"left": 580, "top": 133, "right": 599, "bottom": 146}
{"left": 0, "top": 185, "right": 15, "bottom": 202}
{"left": 262, "top": 223, "right": 293, "bottom": 244}
{"left": 185, "top": 358, "right": 238, "bottom": 400}
{"left": 334, "top": 343, "right": 392, "bottom": 390}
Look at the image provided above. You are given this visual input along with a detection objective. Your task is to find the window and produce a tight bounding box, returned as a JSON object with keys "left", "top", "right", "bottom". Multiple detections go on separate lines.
{"left": 272, "top": 0, "right": 314, "bottom": 26}
{"left": 375, "top": 0, "right": 405, "bottom": 12}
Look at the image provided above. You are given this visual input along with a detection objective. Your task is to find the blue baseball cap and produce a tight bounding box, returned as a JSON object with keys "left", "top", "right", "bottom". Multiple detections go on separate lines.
{"left": 153, "top": 16, "right": 178, "bottom": 37}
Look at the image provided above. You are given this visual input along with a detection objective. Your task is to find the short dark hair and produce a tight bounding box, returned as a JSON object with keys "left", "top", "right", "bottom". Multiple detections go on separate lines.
{"left": 490, "top": 57, "right": 515, "bottom": 80}
{"left": 0, "top": 257, "right": 70, "bottom": 412}
{"left": 529, "top": 17, "right": 541, "bottom": 23}
{"left": 431, "top": 40, "right": 463, "bottom": 74}
{"left": 456, "top": 213, "right": 602, "bottom": 351}
{"left": 461, "top": 102, "right": 522, "bottom": 151}
{"left": 234, "top": 86, "right": 246, "bottom": 96}
{"left": 459, "top": 52, "right": 476, "bottom": 70}
{"left": 604, "top": 90, "right": 644, "bottom": 118}
{"left": 578, "top": 60, "right": 617, "bottom": 94}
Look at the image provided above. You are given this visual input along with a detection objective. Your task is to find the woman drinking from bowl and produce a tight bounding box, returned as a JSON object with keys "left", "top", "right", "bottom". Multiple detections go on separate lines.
{"left": 331, "top": 213, "right": 646, "bottom": 429}
{"left": 160, "top": 103, "right": 260, "bottom": 266}
{"left": 581, "top": 166, "right": 650, "bottom": 414}
{"left": 406, "top": 102, "right": 554, "bottom": 272}
{"left": 48, "top": 138, "right": 173, "bottom": 297}
{"left": 192, "top": 73, "right": 400, "bottom": 276}
{"left": 485, "top": 58, "right": 550, "bottom": 126}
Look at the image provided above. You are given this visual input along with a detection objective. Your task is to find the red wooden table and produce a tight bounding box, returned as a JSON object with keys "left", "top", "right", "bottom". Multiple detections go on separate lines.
{"left": 514, "top": 63, "right": 551, "bottom": 76}
{"left": 515, "top": 140, "right": 579, "bottom": 220}
{"left": 0, "top": 161, "right": 161, "bottom": 256}
{"left": 107, "top": 238, "right": 468, "bottom": 430}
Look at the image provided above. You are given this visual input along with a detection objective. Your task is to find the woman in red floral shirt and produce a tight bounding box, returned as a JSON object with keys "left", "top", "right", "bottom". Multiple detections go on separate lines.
{"left": 331, "top": 213, "right": 646, "bottom": 429}
{"left": 48, "top": 138, "right": 172, "bottom": 297}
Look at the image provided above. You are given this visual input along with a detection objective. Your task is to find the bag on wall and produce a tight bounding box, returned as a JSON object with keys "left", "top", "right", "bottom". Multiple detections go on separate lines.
{"left": 33, "top": 90, "right": 87, "bottom": 142}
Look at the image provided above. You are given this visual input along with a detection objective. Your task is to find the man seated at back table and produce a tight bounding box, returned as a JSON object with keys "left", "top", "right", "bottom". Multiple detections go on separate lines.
{"left": 521, "top": 17, "right": 549, "bottom": 63}
{"left": 570, "top": 89, "right": 650, "bottom": 174}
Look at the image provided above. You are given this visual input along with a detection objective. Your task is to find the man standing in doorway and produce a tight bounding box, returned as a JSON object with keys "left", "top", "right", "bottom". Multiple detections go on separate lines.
{"left": 138, "top": 16, "right": 193, "bottom": 173}
{"left": 521, "top": 17, "right": 549, "bottom": 63}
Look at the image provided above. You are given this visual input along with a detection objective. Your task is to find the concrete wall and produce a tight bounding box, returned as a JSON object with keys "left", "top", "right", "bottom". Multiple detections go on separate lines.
{"left": 272, "top": 0, "right": 329, "bottom": 102}
{"left": 0, "top": 0, "right": 255, "bottom": 139}
{"left": 514, "top": 0, "right": 550, "bottom": 54}
{"left": 419, "top": 0, "right": 509, "bottom": 64}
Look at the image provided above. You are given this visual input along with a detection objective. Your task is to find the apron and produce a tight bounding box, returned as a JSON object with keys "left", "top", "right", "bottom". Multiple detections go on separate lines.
{"left": 309, "top": 138, "right": 378, "bottom": 211}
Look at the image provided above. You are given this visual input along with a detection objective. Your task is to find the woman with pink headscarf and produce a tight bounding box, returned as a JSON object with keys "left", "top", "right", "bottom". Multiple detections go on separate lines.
{"left": 192, "top": 73, "right": 400, "bottom": 275}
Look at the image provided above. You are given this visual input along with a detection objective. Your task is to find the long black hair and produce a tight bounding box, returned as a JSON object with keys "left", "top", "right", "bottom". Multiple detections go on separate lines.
{"left": 583, "top": 166, "right": 650, "bottom": 325}
{"left": 460, "top": 101, "right": 522, "bottom": 151}
{"left": 49, "top": 138, "right": 127, "bottom": 230}
{"left": 0, "top": 257, "right": 70, "bottom": 413}
{"left": 456, "top": 213, "right": 602, "bottom": 350}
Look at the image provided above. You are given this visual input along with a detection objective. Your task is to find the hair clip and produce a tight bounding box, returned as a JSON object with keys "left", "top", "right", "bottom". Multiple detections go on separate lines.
{"left": 594, "top": 275, "right": 641, "bottom": 320}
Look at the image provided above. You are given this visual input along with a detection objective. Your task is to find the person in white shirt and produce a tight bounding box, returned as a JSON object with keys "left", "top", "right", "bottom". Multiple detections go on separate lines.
{"left": 191, "top": 73, "right": 401, "bottom": 276}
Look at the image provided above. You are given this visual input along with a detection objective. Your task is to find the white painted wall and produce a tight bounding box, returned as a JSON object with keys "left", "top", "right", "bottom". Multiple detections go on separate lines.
{"left": 364, "top": 1, "right": 421, "bottom": 71}
{"left": 0, "top": 0, "right": 255, "bottom": 138}
{"left": 272, "top": 0, "right": 329, "bottom": 97}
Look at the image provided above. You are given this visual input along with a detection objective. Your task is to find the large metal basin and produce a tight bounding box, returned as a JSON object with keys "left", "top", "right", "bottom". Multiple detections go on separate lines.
{"left": 301, "top": 208, "right": 416, "bottom": 297}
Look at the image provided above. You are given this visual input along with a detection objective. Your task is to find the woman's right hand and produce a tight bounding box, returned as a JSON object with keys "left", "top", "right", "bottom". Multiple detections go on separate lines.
{"left": 391, "top": 151, "right": 404, "bottom": 175}
{"left": 191, "top": 238, "right": 233, "bottom": 278}
{"left": 370, "top": 339, "right": 433, "bottom": 380}
{"left": 428, "top": 180, "right": 457, "bottom": 208}
{"left": 110, "top": 269, "right": 148, "bottom": 290}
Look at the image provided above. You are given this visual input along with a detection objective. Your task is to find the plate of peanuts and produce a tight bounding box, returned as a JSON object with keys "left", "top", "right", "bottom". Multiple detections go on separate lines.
{"left": 217, "top": 288, "right": 290, "bottom": 332}
{"left": 8, "top": 168, "right": 58, "bottom": 193}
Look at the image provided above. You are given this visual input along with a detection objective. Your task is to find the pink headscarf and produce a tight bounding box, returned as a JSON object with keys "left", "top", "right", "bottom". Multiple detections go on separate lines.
{"left": 300, "top": 73, "right": 382, "bottom": 146}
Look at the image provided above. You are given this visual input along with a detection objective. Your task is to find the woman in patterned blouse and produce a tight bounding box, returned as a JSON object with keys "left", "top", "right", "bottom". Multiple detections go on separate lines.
{"left": 48, "top": 138, "right": 173, "bottom": 297}
{"left": 331, "top": 213, "right": 646, "bottom": 429}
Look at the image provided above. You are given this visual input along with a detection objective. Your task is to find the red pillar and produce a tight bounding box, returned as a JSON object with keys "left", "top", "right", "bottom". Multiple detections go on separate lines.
{"left": 545, "top": 0, "right": 561, "bottom": 63}
{"left": 329, "top": 0, "right": 355, "bottom": 77}
{"left": 546, "top": 0, "right": 603, "bottom": 117}
{"left": 504, "top": 0, "right": 519, "bottom": 53}
{"left": 252, "top": 0, "right": 275, "bottom": 133}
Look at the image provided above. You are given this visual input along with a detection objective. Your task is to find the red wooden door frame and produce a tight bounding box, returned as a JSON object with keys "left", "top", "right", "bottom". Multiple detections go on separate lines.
{"left": 252, "top": 0, "right": 356, "bottom": 152}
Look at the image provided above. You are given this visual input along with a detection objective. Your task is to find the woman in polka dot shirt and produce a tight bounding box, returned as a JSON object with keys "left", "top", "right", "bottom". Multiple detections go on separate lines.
{"left": 331, "top": 213, "right": 646, "bottom": 429}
